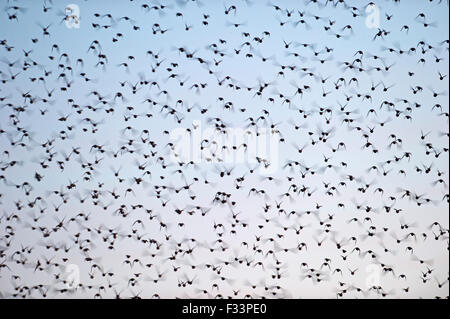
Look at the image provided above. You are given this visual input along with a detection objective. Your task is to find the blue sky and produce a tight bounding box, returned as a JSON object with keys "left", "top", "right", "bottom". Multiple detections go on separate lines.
{"left": 0, "top": 0, "right": 448, "bottom": 299}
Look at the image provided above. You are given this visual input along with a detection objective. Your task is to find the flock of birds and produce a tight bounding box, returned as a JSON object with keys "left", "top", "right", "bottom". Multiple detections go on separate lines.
{"left": 0, "top": 0, "right": 449, "bottom": 299}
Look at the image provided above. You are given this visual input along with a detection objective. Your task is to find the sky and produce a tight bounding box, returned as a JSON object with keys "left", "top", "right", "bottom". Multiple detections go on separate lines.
{"left": 0, "top": 0, "right": 449, "bottom": 299}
